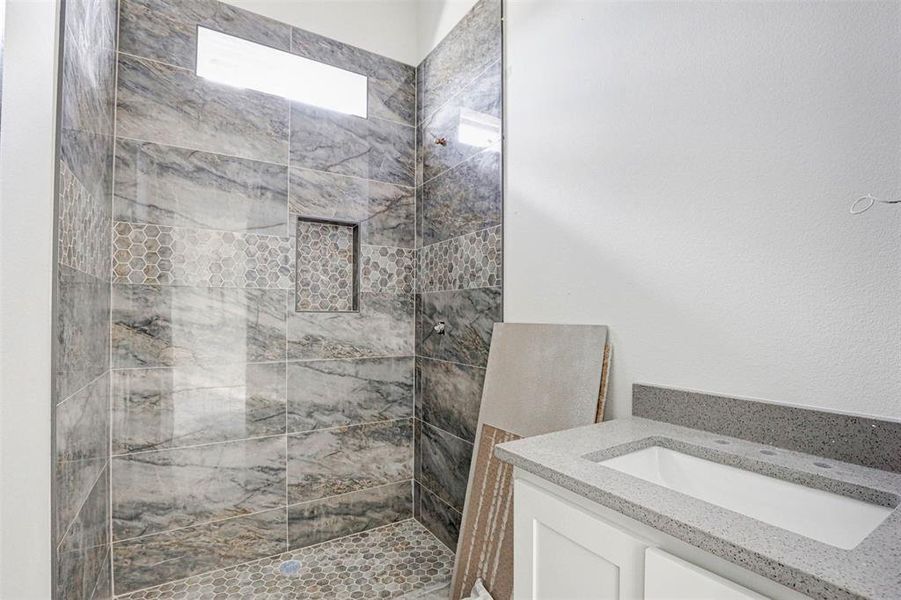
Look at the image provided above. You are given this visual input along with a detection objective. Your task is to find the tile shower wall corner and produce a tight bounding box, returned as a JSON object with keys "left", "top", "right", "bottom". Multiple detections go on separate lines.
{"left": 413, "top": 0, "right": 504, "bottom": 550}
{"left": 109, "top": 0, "right": 416, "bottom": 593}
{"left": 53, "top": 0, "right": 117, "bottom": 598}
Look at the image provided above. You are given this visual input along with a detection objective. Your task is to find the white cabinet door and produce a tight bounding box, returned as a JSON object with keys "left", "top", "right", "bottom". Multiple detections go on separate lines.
{"left": 514, "top": 478, "right": 648, "bottom": 600}
{"left": 644, "top": 548, "right": 769, "bottom": 600}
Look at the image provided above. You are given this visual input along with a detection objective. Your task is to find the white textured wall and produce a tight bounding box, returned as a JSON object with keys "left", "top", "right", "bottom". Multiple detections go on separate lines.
{"left": 220, "top": 0, "right": 420, "bottom": 64}
{"left": 505, "top": 1, "right": 901, "bottom": 420}
{"left": 0, "top": 0, "right": 57, "bottom": 596}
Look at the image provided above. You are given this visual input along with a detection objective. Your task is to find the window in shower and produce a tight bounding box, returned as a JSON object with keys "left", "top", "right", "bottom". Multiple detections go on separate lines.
{"left": 195, "top": 26, "right": 368, "bottom": 117}
{"left": 295, "top": 217, "right": 360, "bottom": 312}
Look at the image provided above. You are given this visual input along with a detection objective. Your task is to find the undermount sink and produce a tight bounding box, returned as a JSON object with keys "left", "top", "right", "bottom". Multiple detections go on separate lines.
{"left": 595, "top": 445, "right": 894, "bottom": 549}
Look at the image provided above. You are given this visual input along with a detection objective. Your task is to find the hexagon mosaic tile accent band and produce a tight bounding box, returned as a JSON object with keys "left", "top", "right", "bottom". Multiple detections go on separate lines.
{"left": 417, "top": 226, "right": 502, "bottom": 293}
{"left": 115, "top": 519, "right": 452, "bottom": 600}
{"left": 112, "top": 221, "right": 293, "bottom": 288}
{"left": 296, "top": 219, "right": 357, "bottom": 312}
{"left": 362, "top": 245, "right": 416, "bottom": 294}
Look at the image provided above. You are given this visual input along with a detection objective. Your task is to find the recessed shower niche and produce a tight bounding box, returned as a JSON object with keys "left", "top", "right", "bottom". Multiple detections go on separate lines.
{"left": 295, "top": 217, "right": 360, "bottom": 312}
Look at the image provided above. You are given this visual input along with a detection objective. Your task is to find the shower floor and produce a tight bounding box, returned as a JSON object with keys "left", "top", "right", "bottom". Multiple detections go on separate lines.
{"left": 116, "top": 519, "right": 453, "bottom": 600}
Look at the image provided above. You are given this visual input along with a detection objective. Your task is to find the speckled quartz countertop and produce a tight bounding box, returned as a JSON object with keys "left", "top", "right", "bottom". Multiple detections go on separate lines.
{"left": 495, "top": 417, "right": 901, "bottom": 600}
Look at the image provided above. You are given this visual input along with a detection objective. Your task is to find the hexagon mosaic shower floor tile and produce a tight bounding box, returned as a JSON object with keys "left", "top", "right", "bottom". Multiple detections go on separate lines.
{"left": 115, "top": 520, "right": 453, "bottom": 600}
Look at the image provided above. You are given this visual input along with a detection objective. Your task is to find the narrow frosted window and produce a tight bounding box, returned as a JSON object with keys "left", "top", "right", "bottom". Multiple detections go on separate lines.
{"left": 196, "top": 27, "right": 368, "bottom": 117}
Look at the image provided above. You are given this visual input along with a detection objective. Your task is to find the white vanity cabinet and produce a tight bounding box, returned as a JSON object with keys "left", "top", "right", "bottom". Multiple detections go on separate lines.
{"left": 513, "top": 472, "right": 803, "bottom": 600}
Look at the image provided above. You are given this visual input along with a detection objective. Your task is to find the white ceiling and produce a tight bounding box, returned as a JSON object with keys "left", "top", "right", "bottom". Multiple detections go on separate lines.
{"left": 220, "top": 0, "right": 479, "bottom": 65}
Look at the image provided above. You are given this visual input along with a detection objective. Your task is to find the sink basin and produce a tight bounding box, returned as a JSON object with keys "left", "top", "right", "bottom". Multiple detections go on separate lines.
{"left": 596, "top": 445, "right": 893, "bottom": 549}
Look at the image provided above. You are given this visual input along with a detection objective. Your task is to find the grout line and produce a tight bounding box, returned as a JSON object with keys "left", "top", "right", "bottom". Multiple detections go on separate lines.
{"left": 113, "top": 219, "right": 290, "bottom": 241}
{"left": 418, "top": 355, "right": 487, "bottom": 371}
{"left": 88, "top": 546, "right": 112, "bottom": 600}
{"left": 55, "top": 369, "right": 109, "bottom": 408}
{"left": 420, "top": 418, "right": 474, "bottom": 448}
{"left": 56, "top": 458, "right": 111, "bottom": 553}
{"left": 419, "top": 141, "right": 501, "bottom": 188}
{"left": 417, "top": 283, "right": 502, "bottom": 297}
{"left": 417, "top": 57, "right": 501, "bottom": 127}
{"left": 110, "top": 431, "right": 287, "bottom": 458}
{"left": 417, "top": 478, "right": 463, "bottom": 517}
{"left": 117, "top": 50, "right": 193, "bottom": 74}
{"left": 111, "top": 505, "right": 286, "bottom": 545}
{"left": 107, "top": 354, "right": 416, "bottom": 373}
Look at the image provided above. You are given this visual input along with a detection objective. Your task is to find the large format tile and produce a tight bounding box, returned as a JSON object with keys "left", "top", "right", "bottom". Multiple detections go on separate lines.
{"left": 417, "top": 0, "right": 501, "bottom": 123}
{"left": 417, "top": 483, "right": 461, "bottom": 551}
{"left": 290, "top": 27, "right": 415, "bottom": 125}
{"left": 112, "top": 508, "right": 286, "bottom": 595}
{"left": 288, "top": 419, "right": 413, "bottom": 503}
{"left": 419, "top": 149, "right": 502, "bottom": 246}
{"left": 287, "top": 481, "right": 412, "bottom": 549}
{"left": 55, "top": 372, "right": 110, "bottom": 540}
{"left": 114, "top": 140, "right": 288, "bottom": 236}
{"left": 417, "top": 287, "right": 502, "bottom": 367}
{"left": 118, "top": 0, "right": 291, "bottom": 70}
{"left": 416, "top": 358, "right": 484, "bottom": 442}
{"left": 287, "top": 292, "right": 414, "bottom": 360}
{"left": 112, "top": 363, "right": 286, "bottom": 454}
{"left": 419, "top": 60, "right": 501, "bottom": 184}
{"left": 116, "top": 54, "right": 289, "bottom": 164}
{"left": 419, "top": 423, "right": 472, "bottom": 512}
{"left": 289, "top": 102, "right": 414, "bottom": 186}
{"left": 112, "top": 436, "right": 286, "bottom": 540}
{"left": 286, "top": 357, "right": 414, "bottom": 432}
{"left": 59, "top": 0, "right": 116, "bottom": 205}
{"left": 111, "top": 284, "right": 286, "bottom": 368}
{"left": 289, "top": 169, "right": 414, "bottom": 248}
{"left": 56, "top": 265, "right": 110, "bottom": 401}
{"left": 57, "top": 466, "right": 110, "bottom": 600}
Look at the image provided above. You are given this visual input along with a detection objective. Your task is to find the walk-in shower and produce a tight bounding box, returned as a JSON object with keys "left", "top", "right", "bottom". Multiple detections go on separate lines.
{"left": 51, "top": 0, "right": 502, "bottom": 597}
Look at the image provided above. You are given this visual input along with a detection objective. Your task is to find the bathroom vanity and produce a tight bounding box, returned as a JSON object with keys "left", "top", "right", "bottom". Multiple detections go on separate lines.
{"left": 495, "top": 388, "right": 901, "bottom": 600}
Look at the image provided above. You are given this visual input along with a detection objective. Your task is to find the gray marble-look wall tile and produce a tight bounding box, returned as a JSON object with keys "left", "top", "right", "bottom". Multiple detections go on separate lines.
{"left": 290, "top": 27, "right": 415, "bottom": 125}
{"left": 289, "top": 170, "right": 414, "bottom": 248}
{"left": 60, "top": 0, "right": 116, "bottom": 137}
{"left": 56, "top": 372, "right": 110, "bottom": 541}
{"left": 112, "top": 436, "right": 286, "bottom": 540}
{"left": 287, "top": 481, "right": 411, "bottom": 549}
{"left": 419, "top": 423, "right": 472, "bottom": 512}
{"left": 419, "top": 149, "right": 501, "bottom": 246}
{"left": 290, "top": 102, "right": 414, "bottom": 186}
{"left": 419, "top": 60, "right": 501, "bottom": 184}
{"left": 114, "top": 140, "right": 288, "bottom": 236}
{"left": 413, "top": 474, "right": 422, "bottom": 520}
{"left": 112, "top": 222, "right": 293, "bottom": 288}
{"left": 417, "top": 0, "right": 501, "bottom": 124}
{"left": 417, "top": 287, "right": 501, "bottom": 367}
{"left": 287, "top": 292, "right": 414, "bottom": 360}
{"left": 57, "top": 466, "right": 110, "bottom": 600}
{"left": 57, "top": 265, "right": 110, "bottom": 401}
{"left": 418, "top": 226, "right": 502, "bottom": 293}
{"left": 118, "top": 0, "right": 291, "bottom": 71}
{"left": 416, "top": 358, "right": 484, "bottom": 443}
{"left": 361, "top": 245, "right": 415, "bottom": 295}
{"left": 111, "top": 284, "right": 286, "bottom": 368}
{"left": 116, "top": 54, "right": 289, "bottom": 164}
{"left": 112, "top": 363, "right": 286, "bottom": 454}
{"left": 286, "top": 357, "right": 413, "bottom": 432}
{"left": 112, "top": 508, "right": 286, "bottom": 595}
{"left": 417, "top": 483, "right": 461, "bottom": 551}
{"left": 288, "top": 419, "right": 412, "bottom": 503}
